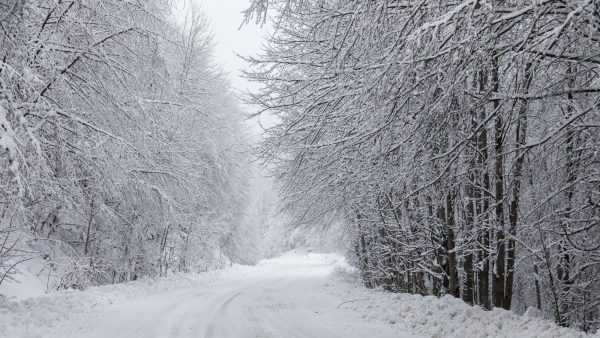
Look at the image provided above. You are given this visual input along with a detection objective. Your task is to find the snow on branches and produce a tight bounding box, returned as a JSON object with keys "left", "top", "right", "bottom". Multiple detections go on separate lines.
{"left": 246, "top": 0, "right": 600, "bottom": 332}
{"left": 0, "top": 0, "right": 250, "bottom": 291}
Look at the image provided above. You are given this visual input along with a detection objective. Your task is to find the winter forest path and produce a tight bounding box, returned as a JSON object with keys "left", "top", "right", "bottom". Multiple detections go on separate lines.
{"left": 59, "top": 254, "right": 416, "bottom": 338}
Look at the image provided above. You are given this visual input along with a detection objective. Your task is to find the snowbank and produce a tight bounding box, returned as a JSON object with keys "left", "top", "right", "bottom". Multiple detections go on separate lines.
{"left": 329, "top": 262, "right": 597, "bottom": 338}
{"left": 0, "top": 257, "right": 50, "bottom": 302}
{"left": 0, "top": 264, "right": 256, "bottom": 338}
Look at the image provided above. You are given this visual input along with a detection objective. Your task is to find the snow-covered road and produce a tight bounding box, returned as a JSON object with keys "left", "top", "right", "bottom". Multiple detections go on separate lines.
{"left": 4, "top": 252, "right": 593, "bottom": 338}
{"left": 59, "top": 253, "right": 413, "bottom": 338}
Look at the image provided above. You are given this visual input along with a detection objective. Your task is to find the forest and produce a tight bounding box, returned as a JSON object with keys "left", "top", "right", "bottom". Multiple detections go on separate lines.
{"left": 1, "top": 0, "right": 599, "bottom": 336}
{"left": 0, "top": 0, "right": 253, "bottom": 289}
{"left": 244, "top": 0, "right": 600, "bottom": 332}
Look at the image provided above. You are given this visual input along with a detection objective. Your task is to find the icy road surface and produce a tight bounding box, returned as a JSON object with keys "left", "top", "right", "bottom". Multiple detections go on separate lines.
{"left": 60, "top": 253, "right": 414, "bottom": 338}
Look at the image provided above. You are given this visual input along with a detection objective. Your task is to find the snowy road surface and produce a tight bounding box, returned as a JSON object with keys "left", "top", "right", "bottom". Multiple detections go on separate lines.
{"left": 59, "top": 253, "right": 414, "bottom": 338}
{"left": 4, "top": 253, "right": 591, "bottom": 338}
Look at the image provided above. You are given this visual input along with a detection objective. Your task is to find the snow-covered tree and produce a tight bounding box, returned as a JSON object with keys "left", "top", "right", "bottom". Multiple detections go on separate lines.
{"left": 245, "top": 0, "right": 600, "bottom": 331}
{"left": 0, "top": 0, "right": 250, "bottom": 290}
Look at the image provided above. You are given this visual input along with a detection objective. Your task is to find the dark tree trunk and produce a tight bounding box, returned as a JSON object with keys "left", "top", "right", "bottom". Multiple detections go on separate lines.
{"left": 557, "top": 65, "right": 577, "bottom": 326}
{"left": 492, "top": 55, "right": 506, "bottom": 309}
{"left": 84, "top": 198, "right": 95, "bottom": 256}
{"left": 505, "top": 61, "right": 533, "bottom": 310}
{"left": 465, "top": 150, "right": 476, "bottom": 305}
{"left": 477, "top": 68, "right": 491, "bottom": 310}
{"left": 445, "top": 192, "right": 459, "bottom": 297}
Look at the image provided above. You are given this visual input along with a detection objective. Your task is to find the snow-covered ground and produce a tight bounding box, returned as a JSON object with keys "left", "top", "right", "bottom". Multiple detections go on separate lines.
{"left": 331, "top": 264, "right": 597, "bottom": 338}
{"left": 1, "top": 251, "right": 596, "bottom": 338}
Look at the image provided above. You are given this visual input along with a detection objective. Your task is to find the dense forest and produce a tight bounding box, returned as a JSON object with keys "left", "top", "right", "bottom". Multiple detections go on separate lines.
{"left": 245, "top": 0, "right": 600, "bottom": 332}
{"left": 0, "top": 0, "right": 252, "bottom": 289}
{"left": 1, "top": 0, "right": 599, "bottom": 335}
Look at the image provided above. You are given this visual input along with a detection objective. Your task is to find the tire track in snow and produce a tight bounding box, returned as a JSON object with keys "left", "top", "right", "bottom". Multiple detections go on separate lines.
{"left": 53, "top": 254, "right": 406, "bottom": 338}
{"left": 204, "top": 291, "right": 242, "bottom": 337}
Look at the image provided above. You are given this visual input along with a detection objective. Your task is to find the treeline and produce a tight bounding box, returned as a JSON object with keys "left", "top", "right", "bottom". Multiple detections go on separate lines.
{"left": 245, "top": 0, "right": 600, "bottom": 331}
{"left": 0, "top": 1, "right": 249, "bottom": 289}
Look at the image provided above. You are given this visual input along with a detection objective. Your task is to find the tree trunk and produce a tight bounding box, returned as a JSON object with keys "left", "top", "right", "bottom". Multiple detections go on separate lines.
{"left": 84, "top": 198, "right": 94, "bottom": 256}
{"left": 464, "top": 148, "right": 476, "bottom": 305}
{"left": 445, "top": 192, "right": 459, "bottom": 297}
{"left": 505, "top": 60, "right": 534, "bottom": 310}
{"left": 533, "top": 263, "right": 542, "bottom": 310}
{"left": 557, "top": 64, "right": 576, "bottom": 326}
{"left": 492, "top": 55, "right": 506, "bottom": 309}
{"left": 477, "top": 68, "right": 491, "bottom": 310}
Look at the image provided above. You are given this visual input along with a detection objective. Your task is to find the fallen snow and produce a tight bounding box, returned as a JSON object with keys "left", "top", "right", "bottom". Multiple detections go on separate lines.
{"left": 0, "top": 257, "right": 50, "bottom": 302}
{"left": 327, "top": 260, "right": 598, "bottom": 338}
{"left": 0, "top": 265, "right": 254, "bottom": 338}
{"left": 0, "top": 251, "right": 596, "bottom": 338}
